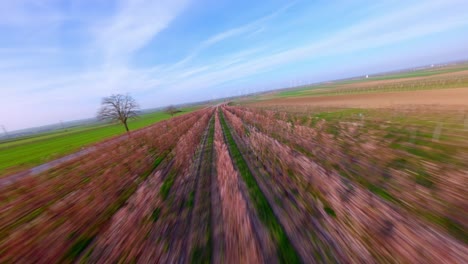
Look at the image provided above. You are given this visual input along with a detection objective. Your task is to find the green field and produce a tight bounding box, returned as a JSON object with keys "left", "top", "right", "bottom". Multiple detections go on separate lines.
{"left": 272, "top": 64, "right": 468, "bottom": 98}
{"left": 340, "top": 65, "right": 468, "bottom": 82}
{"left": 0, "top": 108, "right": 198, "bottom": 177}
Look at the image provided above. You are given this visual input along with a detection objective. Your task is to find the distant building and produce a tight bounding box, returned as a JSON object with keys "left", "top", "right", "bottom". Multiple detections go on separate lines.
{"left": 366, "top": 75, "right": 369, "bottom": 78}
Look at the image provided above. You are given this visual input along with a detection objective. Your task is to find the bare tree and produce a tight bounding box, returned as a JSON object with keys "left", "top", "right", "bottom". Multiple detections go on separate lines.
{"left": 165, "top": 105, "right": 180, "bottom": 117}
{"left": 97, "top": 94, "right": 139, "bottom": 132}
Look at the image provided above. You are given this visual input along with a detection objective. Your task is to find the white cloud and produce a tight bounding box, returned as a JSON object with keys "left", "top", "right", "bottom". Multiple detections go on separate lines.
{"left": 169, "top": 2, "right": 295, "bottom": 69}
{"left": 0, "top": 0, "right": 65, "bottom": 27}
{"left": 94, "top": 0, "right": 189, "bottom": 66}
{"left": 0, "top": 0, "right": 191, "bottom": 130}
{"left": 1, "top": 0, "right": 468, "bottom": 131}
{"left": 132, "top": 0, "right": 468, "bottom": 104}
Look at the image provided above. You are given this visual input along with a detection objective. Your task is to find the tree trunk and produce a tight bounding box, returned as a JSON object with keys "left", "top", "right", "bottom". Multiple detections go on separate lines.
{"left": 123, "top": 121, "right": 129, "bottom": 132}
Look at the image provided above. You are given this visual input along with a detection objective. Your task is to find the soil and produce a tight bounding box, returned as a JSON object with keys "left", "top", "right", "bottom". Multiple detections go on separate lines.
{"left": 252, "top": 87, "right": 468, "bottom": 109}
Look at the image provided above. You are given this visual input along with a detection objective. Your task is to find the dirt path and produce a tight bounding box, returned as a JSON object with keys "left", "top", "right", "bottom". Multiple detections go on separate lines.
{"left": 213, "top": 111, "right": 264, "bottom": 264}
{"left": 0, "top": 110, "right": 206, "bottom": 188}
{"left": 0, "top": 131, "right": 140, "bottom": 188}
{"left": 186, "top": 117, "right": 215, "bottom": 263}
{"left": 0, "top": 146, "right": 95, "bottom": 188}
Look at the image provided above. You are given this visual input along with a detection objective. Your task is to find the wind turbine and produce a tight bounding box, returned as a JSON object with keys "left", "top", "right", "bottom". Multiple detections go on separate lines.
{"left": 1, "top": 125, "right": 8, "bottom": 137}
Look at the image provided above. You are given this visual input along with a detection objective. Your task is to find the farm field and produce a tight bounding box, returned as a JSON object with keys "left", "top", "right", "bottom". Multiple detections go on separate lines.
{"left": 254, "top": 87, "right": 468, "bottom": 108}
{"left": 0, "top": 108, "right": 197, "bottom": 177}
{"left": 1, "top": 70, "right": 468, "bottom": 263}
{"left": 269, "top": 64, "right": 468, "bottom": 98}
{"left": 3, "top": 0, "right": 468, "bottom": 262}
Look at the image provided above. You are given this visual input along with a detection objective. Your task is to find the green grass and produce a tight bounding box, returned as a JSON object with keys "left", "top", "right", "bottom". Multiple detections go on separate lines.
{"left": 71, "top": 152, "right": 167, "bottom": 261}
{"left": 314, "top": 108, "right": 370, "bottom": 121}
{"left": 0, "top": 108, "right": 198, "bottom": 177}
{"left": 332, "top": 66, "right": 468, "bottom": 84}
{"left": 186, "top": 191, "right": 195, "bottom": 208}
{"left": 366, "top": 183, "right": 397, "bottom": 203}
{"left": 151, "top": 208, "right": 161, "bottom": 222}
{"left": 362, "top": 65, "right": 468, "bottom": 81}
{"left": 65, "top": 235, "right": 95, "bottom": 260}
{"left": 190, "top": 117, "right": 215, "bottom": 264}
{"left": 268, "top": 64, "right": 468, "bottom": 99}
{"left": 324, "top": 207, "right": 336, "bottom": 217}
{"left": 141, "top": 152, "right": 169, "bottom": 181}
{"left": 285, "top": 107, "right": 466, "bottom": 242}
{"left": 421, "top": 212, "right": 468, "bottom": 244}
{"left": 275, "top": 84, "right": 337, "bottom": 97}
{"left": 0, "top": 125, "right": 100, "bottom": 149}
{"left": 160, "top": 170, "right": 176, "bottom": 200}
{"left": 219, "top": 110, "right": 301, "bottom": 264}
{"left": 4, "top": 207, "right": 45, "bottom": 235}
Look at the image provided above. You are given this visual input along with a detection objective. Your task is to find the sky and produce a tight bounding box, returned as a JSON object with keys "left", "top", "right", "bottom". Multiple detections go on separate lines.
{"left": 1, "top": 0, "right": 468, "bottom": 131}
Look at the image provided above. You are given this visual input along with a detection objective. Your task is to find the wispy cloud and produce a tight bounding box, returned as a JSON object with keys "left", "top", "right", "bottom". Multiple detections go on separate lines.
{"left": 1, "top": 0, "right": 468, "bottom": 131}
{"left": 170, "top": 2, "right": 295, "bottom": 69}
{"left": 0, "top": 0, "right": 191, "bottom": 130}
{"left": 94, "top": 0, "right": 189, "bottom": 66}
{"left": 129, "top": 0, "right": 468, "bottom": 105}
{"left": 0, "top": 0, "right": 65, "bottom": 27}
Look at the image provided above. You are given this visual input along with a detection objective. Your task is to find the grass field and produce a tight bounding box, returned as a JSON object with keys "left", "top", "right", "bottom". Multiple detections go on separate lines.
{"left": 0, "top": 107, "right": 198, "bottom": 177}
{"left": 341, "top": 64, "right": 468, "bottom": 82}
{"left": 2, "top": 65, "right": 468, "bottom": 263}
{"left": 240, "top": 68, "right": 468, "bottom": 246}
{"left": 271, "top": 64, "right": 468, "bottom": 98}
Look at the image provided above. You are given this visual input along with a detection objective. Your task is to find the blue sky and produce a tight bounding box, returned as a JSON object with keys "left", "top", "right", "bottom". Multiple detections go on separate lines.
{"left": 1, "top": 0, "right": 468, "bottom": 131}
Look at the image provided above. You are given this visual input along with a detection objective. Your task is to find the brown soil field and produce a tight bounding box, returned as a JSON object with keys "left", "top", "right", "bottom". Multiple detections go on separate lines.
{"left": 251, "top": 87, "right": 468, "bottom": 109}
{"left": 344, "top": 69, "right": 468, "bottom": 88}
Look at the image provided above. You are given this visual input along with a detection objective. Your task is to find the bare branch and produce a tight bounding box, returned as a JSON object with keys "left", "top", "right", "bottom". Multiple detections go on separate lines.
{"left": 97, "top": 94, "right": 140, "bottom": 132}
{"left": 165, "top": 105, "right": 180, "bottom": 117}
